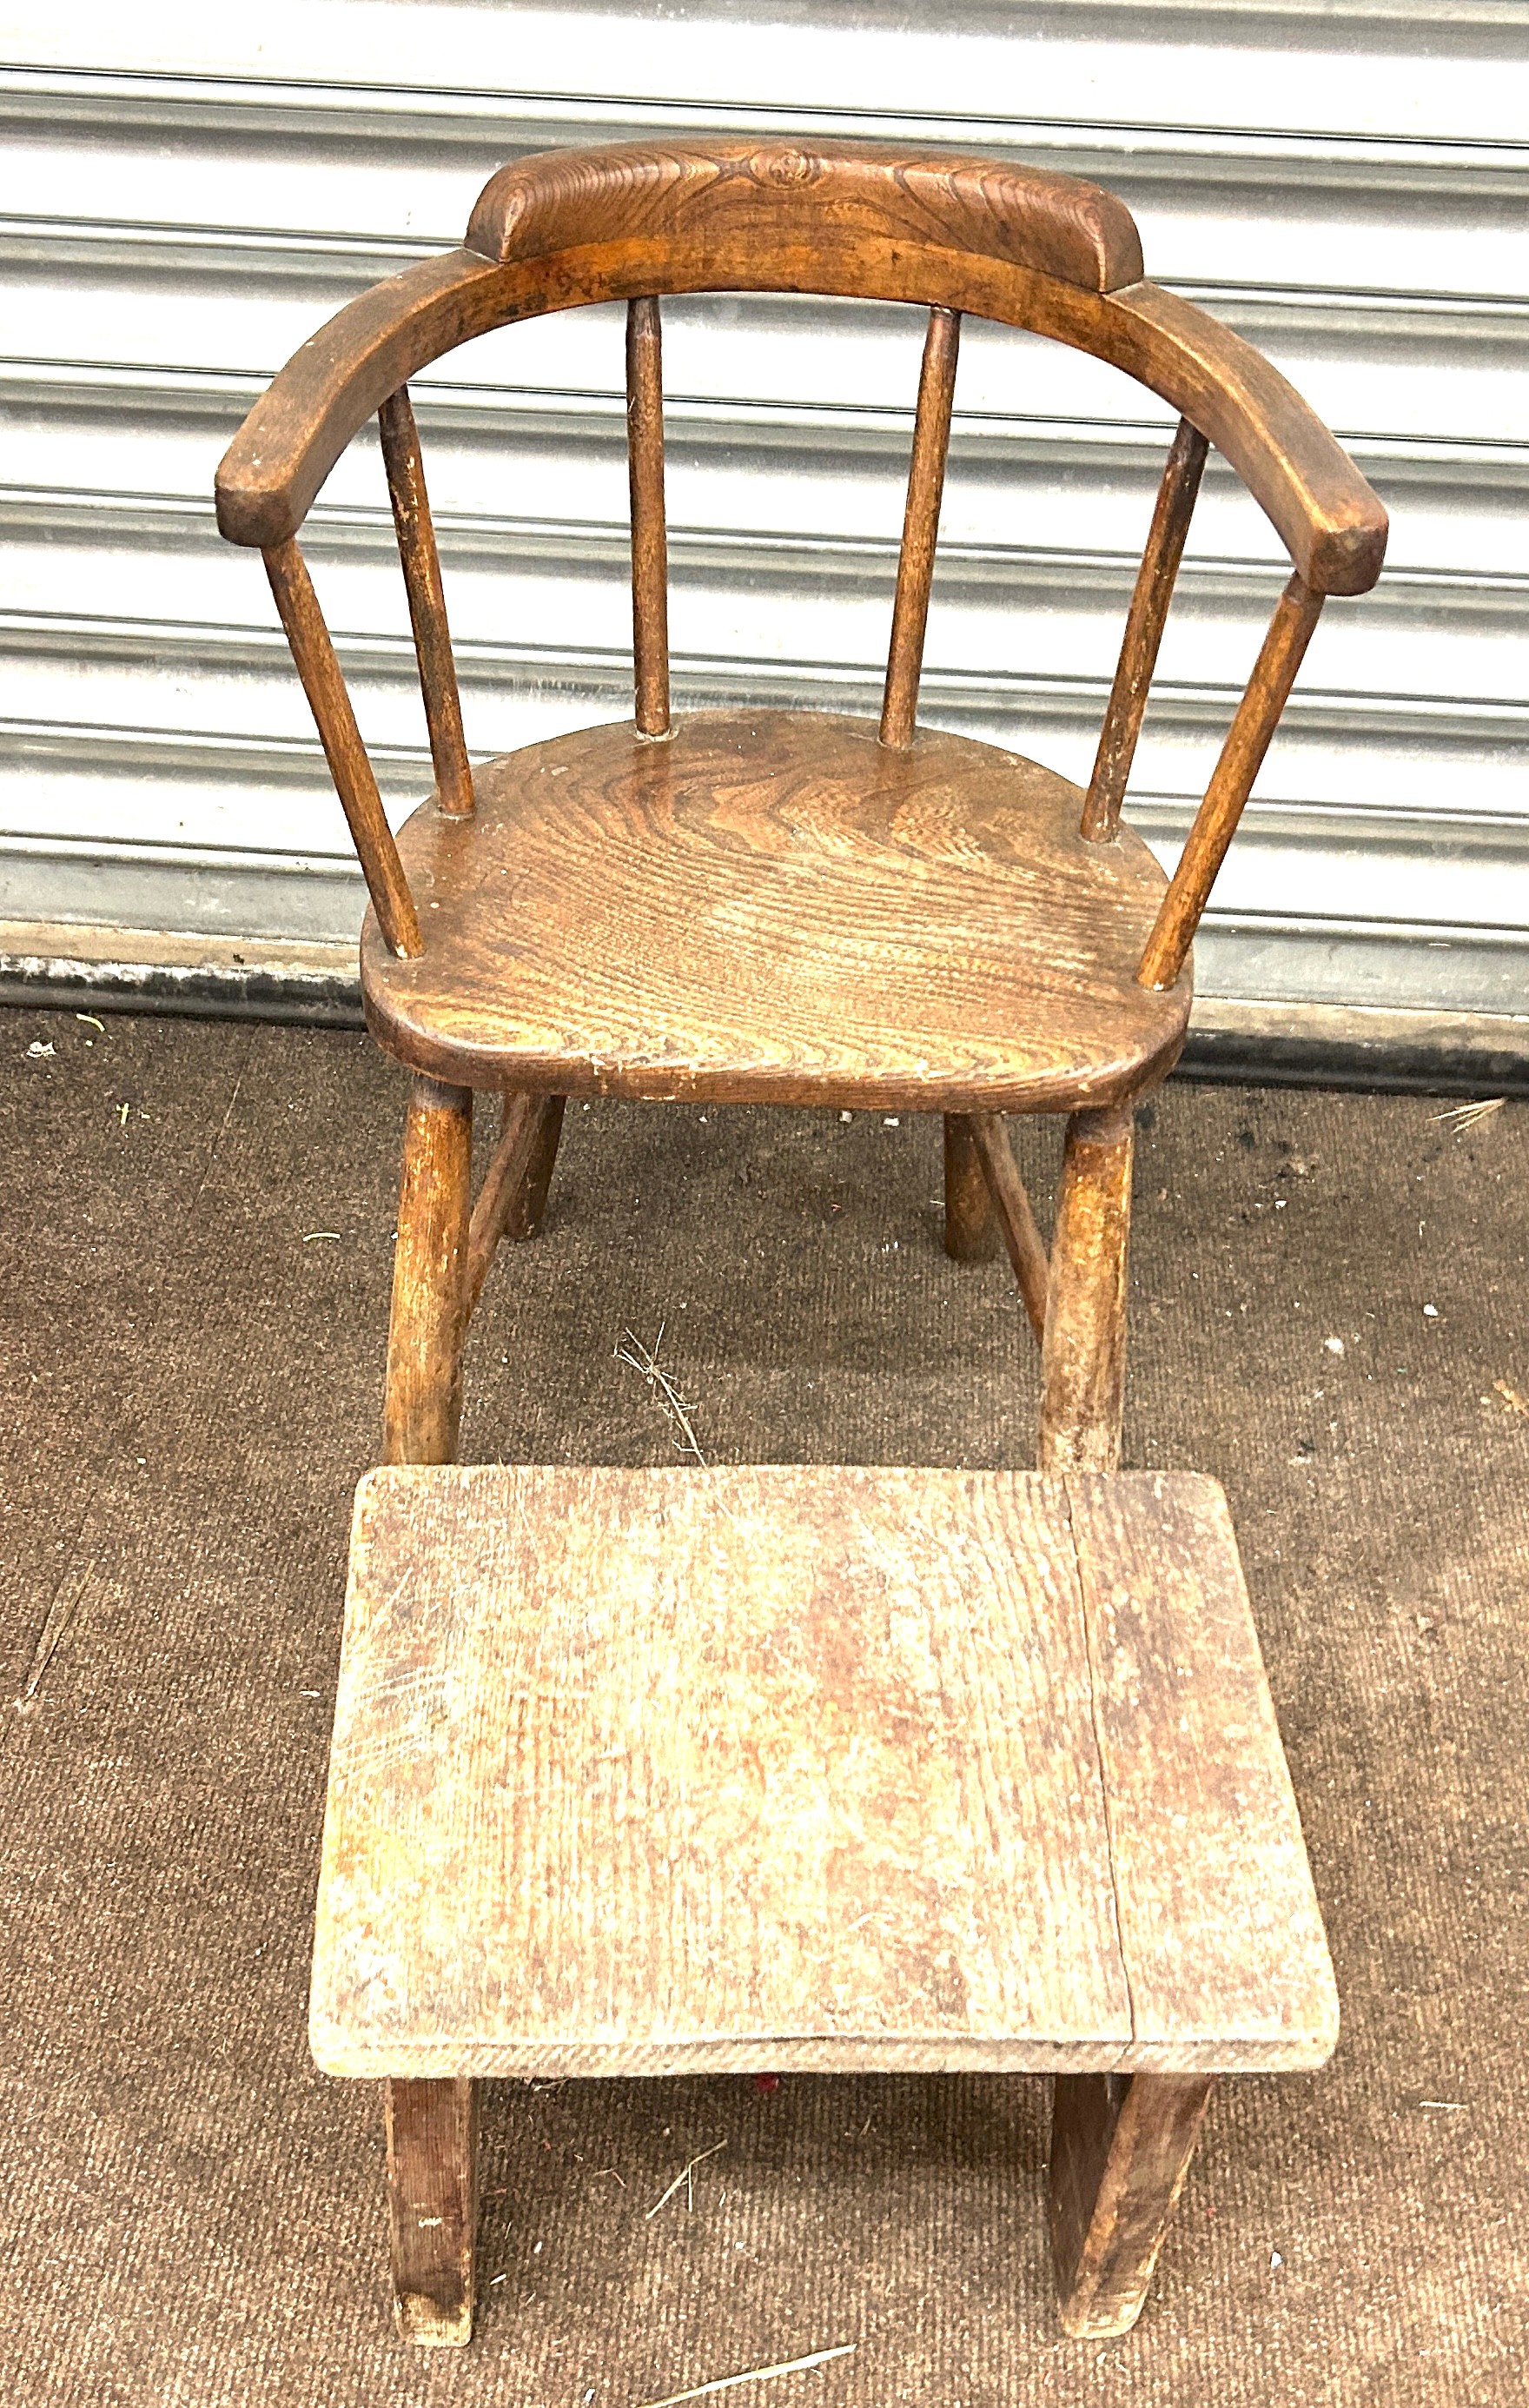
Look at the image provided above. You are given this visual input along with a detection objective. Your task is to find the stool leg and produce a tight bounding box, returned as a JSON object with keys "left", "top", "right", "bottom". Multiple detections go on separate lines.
{"left": 386, "top": 2076, "right": 479, "bottom": 2345}
{"left": 1037, "top": 1103, "right": 1135, "bottom": 1473}
{"left": 380, "top": 1078, "right": 480, "bottom": 2342}
{"left": 1049, "top": 2071, "right": 1215, "bottom": 2338}
{"left": 383, "top": 1075, "right": 473, "bottom": 1465}
{"left": 943, "top": 1111, "right": 1003, "bottom": 1262}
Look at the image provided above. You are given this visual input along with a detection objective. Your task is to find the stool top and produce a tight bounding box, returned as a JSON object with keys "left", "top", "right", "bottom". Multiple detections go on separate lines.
{"left": 310, "top": 1466, "right": 1337, "bottom": 2079}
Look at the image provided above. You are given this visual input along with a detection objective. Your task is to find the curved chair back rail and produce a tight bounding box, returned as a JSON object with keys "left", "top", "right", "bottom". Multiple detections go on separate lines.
{"left": 215, "top": 138, "right": 1387, "bottom": 984}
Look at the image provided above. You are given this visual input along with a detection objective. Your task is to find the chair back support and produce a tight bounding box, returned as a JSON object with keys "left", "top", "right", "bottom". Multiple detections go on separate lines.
{"left": 217, "top": 139, "right": 1387, "bottom": 990}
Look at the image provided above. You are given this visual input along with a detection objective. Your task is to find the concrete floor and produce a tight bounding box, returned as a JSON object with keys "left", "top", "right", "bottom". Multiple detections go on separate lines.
{"left": 2, "top": 1005, "right": 1526, "bottom": 2406}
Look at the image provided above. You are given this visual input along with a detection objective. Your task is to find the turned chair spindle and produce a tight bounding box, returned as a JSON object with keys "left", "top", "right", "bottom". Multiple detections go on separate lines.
{"left": 380, "top": 384, "right": 474, "bottom": 818}
{"left": 882, "top": 305, "right": 961, "bottom": 749}
{"left": 1082, "top": 416, "right": 1208, "bottom": 843}
{"left": 626, "top": 295, "right": 672, "bottom": 737}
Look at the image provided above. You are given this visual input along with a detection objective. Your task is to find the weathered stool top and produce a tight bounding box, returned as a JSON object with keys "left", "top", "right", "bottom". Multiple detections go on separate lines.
{"left": 310, "top": 1466, "right": 1337, "bottom": 2080}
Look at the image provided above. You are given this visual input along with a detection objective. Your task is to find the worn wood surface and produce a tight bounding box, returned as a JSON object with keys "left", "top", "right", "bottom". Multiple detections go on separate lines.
{"left": 381, "top": 1078, "right": 473, "bottom": 1466}
{"left": 1049, "top": 2070, "right": 1215, "bottom": 2337}
{"left": 1038, "top": 1104, "right": 1134, "bottom": 1473}
{"left": 942, "top": 1113, "right": 1002, "bottom": 1264}
{"left": 215, "top": 143, "right": 1385, "bottom": 600}
{"left": 385, "top": 2075, "right": 478, "bottom": 2345}
{"left": 360, "top": 710, "right": 1187, "bottom": 1111}
{"left": 378, "top": 385, "right": 473, "bottom": 819}
{"left": 1069, "top": 1474, "right": 1340, "bottom": 2071}
{"left": 310, "top": 1465, "right": 1337, "bottom": 2080}
{"left": 1082, "top": 417, "right": 1208, "bottom": 842}
{"left": 969, "top": 1111, "right": 1049, "bottom": 1342}
{"left": 881, "top": 306, "right": 960, "bottom": 749}
{"left": 1138, "top": 572, "right": 1326, "bottom": 991}
{"left": 261, "top": 537, "right": 422, "bottom": 958}
{"left": 626, "top": 296, "right": 671, "bottom": 738}
{"left": 501, "top": 1091, "right": 564, "bottom": 1244}
{"left": 462, "top": 1091, "right": 564, "bottom": 1319}
{"left": 468, "top": 142, "right": 1142, "bottom": 295}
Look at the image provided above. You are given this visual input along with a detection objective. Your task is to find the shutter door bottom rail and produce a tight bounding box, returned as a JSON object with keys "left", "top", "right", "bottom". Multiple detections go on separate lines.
{"left": 2, "top": 918, "right": 1526, "bottom": 1097}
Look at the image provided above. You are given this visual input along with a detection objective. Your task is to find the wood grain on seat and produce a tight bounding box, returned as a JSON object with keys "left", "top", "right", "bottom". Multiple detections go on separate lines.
{"left": 361, "top": 709, "right": 1190, "bottom": 1111}
{"left": 309, "top": 1464, "right": 1339, "bottom": 2080}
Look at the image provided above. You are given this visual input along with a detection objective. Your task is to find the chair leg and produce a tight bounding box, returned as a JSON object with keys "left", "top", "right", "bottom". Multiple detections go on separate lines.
{"left": 1037, "top": 1102, "right": 1135, "bottom": 1474}
{"left": 383, "top": 1075, "right": 473, "bottom": 1466}
{"left": 1049, "top": 2072, "right": 1215, "bottom": 2338}
{"left": 379, "top": 1078, "right": 480, "bottom": 2341}
{"left": 385, "top": 2076, "right": 479, "bottom": 2345}
{"left": 505, "top": 1092, "right": 565, "bottom": 1242}
{"left": 464, "top": 1093, "right": 566, "bottom": 1320}
{"left": 943, "top": 1112, "right": 1002, "bottom": 1262}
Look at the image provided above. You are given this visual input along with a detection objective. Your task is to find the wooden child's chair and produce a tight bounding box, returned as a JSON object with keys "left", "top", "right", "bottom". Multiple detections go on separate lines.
{"left": 216, "top": 141, "right": 1384, "bottom": 2346}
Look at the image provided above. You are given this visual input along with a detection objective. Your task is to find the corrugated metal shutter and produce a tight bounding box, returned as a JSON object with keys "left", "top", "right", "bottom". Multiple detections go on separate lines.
{"left": 2, "top": 3, "right": 1525, "bottom": 1014}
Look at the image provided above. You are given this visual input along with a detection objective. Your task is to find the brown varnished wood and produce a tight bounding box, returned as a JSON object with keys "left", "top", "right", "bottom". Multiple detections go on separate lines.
{"left": 360, "top": 710, "right": 1190, "bottom": 1111}
{"left": 385, "top": 2075, "right": 478, "bottom": 2345}
{"left": 943, "top": 1114, "right": 1002, "bottom": 1264}
{"left": 1138, "top": 572, "right": 1326, "bottom": 991}
{"left": 221, "top": 249, "right": 509, "bottom": 547}
{"left": 215, "top": 145, "right": 1386, "bottom": 598}
{"left": 1037, "top": 1104, "right": 1134, "bottom": 1473}
{"left": 382, "top": 1078, "right": 473, "bottom": 1465}
{"left": 1049, "top": 2071, "right": 1215, "bottom": 2337}
{"left": 261, "top": 537, "right": 423, "bottom": 958}
{"left": 311, "top": 1465, "right": 1338, "bottom": 2080}
{"left": 1068, "top": 1471, "right": 1340, "bottom": 2071}
{"left": 469, "top": 143, "right": 1143, "bottom": 295}
{"left": 970, "top": 1111, "right": 1049, "bottom": 1343}
{"left": 379, "top": 1081, "right": 478, "bottom": 2342}
{"left": 378, "top": 385, "right": 473, "bottom": 817}
{"left": 502, "top": 1091, "right": 564, "bottom": 1244}
{"left": 462, "top": 1091, "right": 564, "bottom": 1320}
{"left": 1082, "top": 416, "right": 1208, "bottom": 842}
{"left": 881, "top": 307, "right": 960, "bottom": 749}
{"left": 626, "top": 296, "right": 671, "bottom": 736}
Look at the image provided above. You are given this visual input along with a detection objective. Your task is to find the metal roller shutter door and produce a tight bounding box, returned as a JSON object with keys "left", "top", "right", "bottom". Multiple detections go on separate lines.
{"left": 1, "top": 3, "right": 1525, "bottom": 1018}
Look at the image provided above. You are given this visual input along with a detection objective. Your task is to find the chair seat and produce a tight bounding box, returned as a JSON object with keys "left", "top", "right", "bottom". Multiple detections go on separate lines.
{"left": 361, "top": 709, "right": 1190, "bottom": 1111}
{"left": 309, "top": 1463, "right": 1337, "bottom": 2081}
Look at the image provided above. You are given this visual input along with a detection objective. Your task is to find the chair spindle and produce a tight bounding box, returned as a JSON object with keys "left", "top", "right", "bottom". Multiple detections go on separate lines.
{"left": 881, "top": 306, "right": 961, "bottom": 749}
{"left": 626, "top": 296, "right": 671, "bottom": 737}
{"left": 1137, "top": 572, "right": 1325, "bottom": 991}
{"left": 379, "top": 384, "right": 474, "bottom": 818}
{"left": 263, "top": 535, "right": 423, "bottom": 959}
{"left": 1082, "top": 417, "right": 1209, "bottom": 842}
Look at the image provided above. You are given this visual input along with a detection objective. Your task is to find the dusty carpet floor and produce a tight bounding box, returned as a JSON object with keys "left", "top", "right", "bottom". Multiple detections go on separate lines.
{"left": 1, "top": 1006, "right": 1526, "bottom": 2408}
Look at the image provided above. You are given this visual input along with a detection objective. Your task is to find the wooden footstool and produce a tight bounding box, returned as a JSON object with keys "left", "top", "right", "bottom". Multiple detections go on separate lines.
{"left": 310, "top": 1465, "right": 1337, "bottom": 2346}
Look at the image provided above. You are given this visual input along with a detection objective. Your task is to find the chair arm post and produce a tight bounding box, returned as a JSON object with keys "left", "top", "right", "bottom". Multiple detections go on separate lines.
{"left": 1136, "top": 572, "right": 1324, "bottom": 992}
{"left": 263, "top": 536, "right": 425, "bottom": 960}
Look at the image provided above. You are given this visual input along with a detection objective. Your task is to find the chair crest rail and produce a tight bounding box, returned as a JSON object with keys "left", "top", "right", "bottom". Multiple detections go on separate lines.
{"left": 215, "top": 144, "right": 1387, "bottom": 600}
